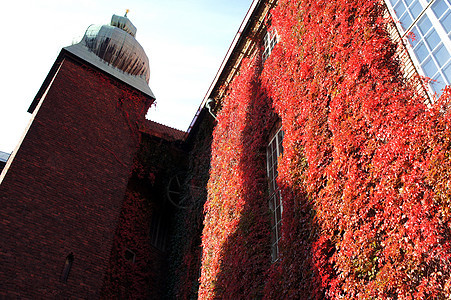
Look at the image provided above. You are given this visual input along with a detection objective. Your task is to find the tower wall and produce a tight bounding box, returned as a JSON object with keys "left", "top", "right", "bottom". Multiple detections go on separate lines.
{"left": 0, "top": 57, "right": 153, "bottom": 298}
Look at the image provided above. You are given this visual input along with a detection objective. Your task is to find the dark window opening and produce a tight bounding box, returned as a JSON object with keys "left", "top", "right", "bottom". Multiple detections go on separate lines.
{"left": 149, "top": 212, "right": 168, "bottom": 251}
{"left": 60, "top": 252, "right": 74, "bottom": 283}
{"left": 124, "top": 249, "right": 136, "bottom": 263}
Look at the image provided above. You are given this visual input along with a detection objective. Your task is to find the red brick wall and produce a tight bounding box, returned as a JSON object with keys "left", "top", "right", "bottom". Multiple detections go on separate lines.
{"left": 100, "top": 133, "right": 188, "bottom": 299}
{"left": 0, "top": 58, "right": 153, "bottom": 298}
{"left": 100, "top": 186, "right": 168, "bottom": 299}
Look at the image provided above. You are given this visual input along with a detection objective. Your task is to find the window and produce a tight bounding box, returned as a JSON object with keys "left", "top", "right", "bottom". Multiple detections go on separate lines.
{"left": 386, "top": 0, "right": 451, "bottom": 96}
{"left": 60, "top": 252, "right": 74, "bottom": 282}
{"left": 263, "top": 29, "right": 278, "bottom": 62}
{"left": 267, "top": 125, "right": 284, "bottom": 261}
{"left": 124, "top": 249, "right": 136, "bottom": 263}
{"left": 149, "top": 211, "right": 167, "bottom": 251}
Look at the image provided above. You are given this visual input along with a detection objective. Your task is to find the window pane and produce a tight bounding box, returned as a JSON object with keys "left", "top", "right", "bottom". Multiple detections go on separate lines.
{"left": 270, "top": 35, "right": 277, "bottom": 49}
{"left": 394, "top": 1, "right": 407, "bottom": 18}
{"left": 276, "top": 223, "right": 282, "bottom": 240}
{"left": 271, "top": 226, "right": 276, "bottom": 242}
{"left": 422, "top": 56, "right": 438, "bottom": 76}
{"left": 277, "top": 130, "right": 284, "bottom": 154}
{"left": 276, "top": 206, "right": 282, "bottom": 222}
{"left": 418, "top": 15, "right": 432, "bottom": 35}
{"left": 433, "top": 44, "right": 450, "bottom": 67}
{"left": 271, "top": 244, "right": 277, "bottom": 261}
{"left": 443, "top": 62, "right": 451, "bottom": 82}
{"left": 267, "top": 153, "right": 271, "bottom": 170}
{"left": 425, "top": 30, "right": 441, "bottom": 50}
{"left": 409, "top": 0, "right": 423, "bottom": 19}
{"left": 267, "top": 151, "right": 272, "bottom": 169}
{"left": 432, "top": 0, "right": 448, "bottom": 19}
{"left": 414, "top": 42, "right": 429, "bottom": 63}
{"left": 400, "top": 12, "right": 414, "bottom": 30}
{"left": 408, "top": 27, "right": 421, "bottom": 47}
{"left": 269, "top": 195, "right": 275, "bottom": 211}
{"left": 431, "top": 73, "right": 446, "bottom": 93}
{"left": 441, "top": 11, "right": 451, "bottom": 34}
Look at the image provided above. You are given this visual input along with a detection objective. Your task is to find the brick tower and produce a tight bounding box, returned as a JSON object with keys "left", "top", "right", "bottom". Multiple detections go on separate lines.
{"left": 0, "top": 14, "right": 155, "bottom": 298}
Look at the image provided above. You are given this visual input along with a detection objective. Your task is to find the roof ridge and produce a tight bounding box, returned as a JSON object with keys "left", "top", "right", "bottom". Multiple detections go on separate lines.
{"left": 146, "top": 119, "right": 186, "bottom": 133}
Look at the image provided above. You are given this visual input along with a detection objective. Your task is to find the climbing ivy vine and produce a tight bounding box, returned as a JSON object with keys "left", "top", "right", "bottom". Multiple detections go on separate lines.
{"left": 200, "top": 0, "right": 451, "bottom": 298}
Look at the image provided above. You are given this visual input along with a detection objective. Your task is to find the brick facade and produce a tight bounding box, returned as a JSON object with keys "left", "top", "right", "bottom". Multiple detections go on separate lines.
{"left": 0, "top": 57, "right": 153, "bottom": 298}
{"left": 100, "top": 131, "right": 187, "bottom": 299}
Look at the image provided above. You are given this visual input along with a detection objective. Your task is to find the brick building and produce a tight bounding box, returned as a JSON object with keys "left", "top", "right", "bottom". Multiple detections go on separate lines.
{"left": 1, "top": 0, "right": 451, "bottom": 299}
{"left": 0, "top": 14, "right": 173, "bottom": 298}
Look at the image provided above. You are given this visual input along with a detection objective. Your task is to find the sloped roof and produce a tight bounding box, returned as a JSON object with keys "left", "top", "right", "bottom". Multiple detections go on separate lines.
{"left": 141, "top": 120, "right": 186, "bottom": 141}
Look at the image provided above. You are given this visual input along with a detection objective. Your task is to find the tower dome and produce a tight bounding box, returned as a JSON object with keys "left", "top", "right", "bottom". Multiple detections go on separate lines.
{"left": 80, "top": 14, "right": 150, "bottom": 83}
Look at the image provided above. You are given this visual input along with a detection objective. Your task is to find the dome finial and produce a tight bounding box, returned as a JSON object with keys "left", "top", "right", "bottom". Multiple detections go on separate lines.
{"left": 125, "top": 9, "right": 129, "bottom": 17}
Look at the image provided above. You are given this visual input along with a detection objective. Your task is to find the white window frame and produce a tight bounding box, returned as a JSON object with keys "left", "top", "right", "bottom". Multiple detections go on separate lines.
{"left": 263, "top": 29, "right": 279, "bottom": 62}
{"left": 266, "top": 126, "right": 284, "bottom": 262}
{"left": 385, "top": 0, "right": 451, "bottom": 97}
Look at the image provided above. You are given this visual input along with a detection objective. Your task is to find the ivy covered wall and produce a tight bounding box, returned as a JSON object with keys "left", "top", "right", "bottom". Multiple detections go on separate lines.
{"left": 101, "top": 132, "right": 187, "bottom": 299}
{"left": 166, "top": 114, "right": 216, "bottom": 299}
{"left": 199, "top": 0, "right": 451, "bottom": 299}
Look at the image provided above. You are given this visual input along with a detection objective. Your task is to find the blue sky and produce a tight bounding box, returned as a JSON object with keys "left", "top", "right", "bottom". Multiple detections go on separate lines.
{"left": 0, "top": 0, "right": 253, "bottom": 153}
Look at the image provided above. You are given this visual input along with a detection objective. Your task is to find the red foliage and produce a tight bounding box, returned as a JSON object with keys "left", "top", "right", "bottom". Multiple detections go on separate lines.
{"left": 200, "top": 0, "right": 451, "bottom": 298}
{"left": 169, "top": 121, "right": 213, "bottom": 299}
{"left": 199, "top": 53, "right": 274, "bottom": 298}
{"left": 101, "top": 189, "right": 161, "bottom": 299}
{"left": 101, "top": 133, "right": 187, "bottom": 299}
